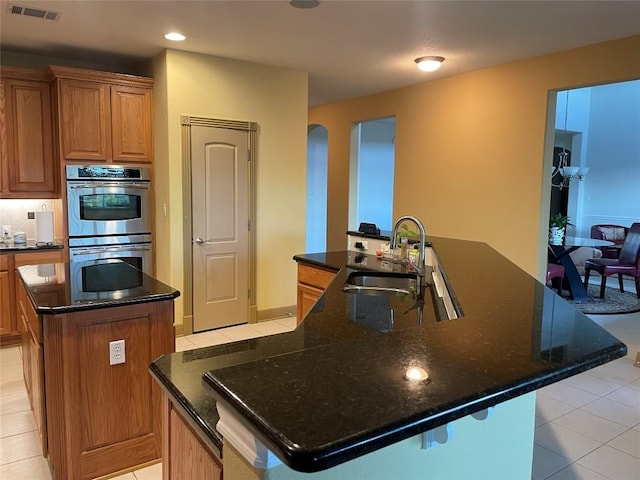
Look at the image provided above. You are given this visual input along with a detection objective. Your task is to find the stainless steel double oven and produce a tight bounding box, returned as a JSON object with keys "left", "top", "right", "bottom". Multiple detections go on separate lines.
{"left": 66, "top": 165, "right": 153, "bottom": 277}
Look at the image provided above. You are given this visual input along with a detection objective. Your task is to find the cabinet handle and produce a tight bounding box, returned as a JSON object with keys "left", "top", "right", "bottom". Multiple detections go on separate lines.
{"left": 68, "top": 183, "right": 149, "bottom": 190}
{"left": 71, "top": 246, "right": 151, "bottom": 255}
{"left": 195, "top": 238, "right": 204, "bottom": 245}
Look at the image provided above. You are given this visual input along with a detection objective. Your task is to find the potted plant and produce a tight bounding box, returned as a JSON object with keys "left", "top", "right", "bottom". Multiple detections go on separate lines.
{"left": 549, "top": 213, "right": 574, "bottom": 245}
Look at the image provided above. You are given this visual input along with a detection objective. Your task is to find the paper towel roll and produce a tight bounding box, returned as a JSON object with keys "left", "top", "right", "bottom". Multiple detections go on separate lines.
{"left": 35, "top": 211, "right": 54, "bottom": 244}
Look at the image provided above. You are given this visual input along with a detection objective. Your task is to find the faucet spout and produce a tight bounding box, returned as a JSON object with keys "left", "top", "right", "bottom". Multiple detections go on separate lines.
{"left": 391, "top": 215, "right": 427, "bottom": 277}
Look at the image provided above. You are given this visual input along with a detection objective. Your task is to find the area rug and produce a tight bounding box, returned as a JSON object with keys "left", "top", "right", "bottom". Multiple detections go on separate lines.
{"left": 566, "top": 285, "right": 640, "bottom": 315}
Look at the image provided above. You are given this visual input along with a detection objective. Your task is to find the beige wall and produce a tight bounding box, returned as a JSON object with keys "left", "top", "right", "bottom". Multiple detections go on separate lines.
{"left": 152, "top": 50, "right": 308, "bottom": 328}
{"left": 309, "top": 35, "right": 640, "bottom": 279}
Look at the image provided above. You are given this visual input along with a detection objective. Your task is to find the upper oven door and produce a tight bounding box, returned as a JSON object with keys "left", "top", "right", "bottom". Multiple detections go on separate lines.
{"left": 67, "top": 181, "right": 151, "bottom": 237}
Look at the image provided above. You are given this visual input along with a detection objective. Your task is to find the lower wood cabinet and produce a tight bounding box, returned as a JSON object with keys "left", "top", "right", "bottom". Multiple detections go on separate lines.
{"left": 162, "top": 396, "right": 223, "bottom": 480}
{"left": 1, "top": 250, "right": 63, "bottom": 345}
{"left": 0, "top": 256, "right": 12, "bottom": 337}
{"left": 296, "top": 262, "right": 337, "bottom": 323}
{"left": 43, "top": 300, "right": 175, "bottom": 479}
{"left": 18, "top": 282, "right": 47, "bottom": 456}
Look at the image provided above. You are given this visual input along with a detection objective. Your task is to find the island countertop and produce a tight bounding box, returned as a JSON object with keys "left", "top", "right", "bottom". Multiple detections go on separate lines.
{"left": 150, "top": 237, "right": 626, "bottom": 473}
{"left": 18, "top": 259, "right": 180, "bottom": 314}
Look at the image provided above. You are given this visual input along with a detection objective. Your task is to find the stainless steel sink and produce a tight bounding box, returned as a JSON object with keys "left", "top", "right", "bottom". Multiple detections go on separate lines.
{"left": 342, "top": 272, "right": 419, "bottom": 296}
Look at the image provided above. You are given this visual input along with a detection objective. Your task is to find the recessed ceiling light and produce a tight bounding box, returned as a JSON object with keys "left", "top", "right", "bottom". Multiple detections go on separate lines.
{"left": 290, "top": 0, "right": 320, "bottom": 9}
{"left": 415, "top": 56, "right": 445, "bottom": 72}
{"left": 164, "top": 32, "right": 186, "bottom": 42}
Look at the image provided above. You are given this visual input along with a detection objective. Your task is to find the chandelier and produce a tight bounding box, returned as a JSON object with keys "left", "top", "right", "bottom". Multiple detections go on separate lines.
{"left": 552, "top": 91, "right": 589, "bottom": 190}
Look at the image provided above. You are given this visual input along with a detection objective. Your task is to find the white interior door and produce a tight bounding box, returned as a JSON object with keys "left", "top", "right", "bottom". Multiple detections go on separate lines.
{"left": 191, "top": 126, "right": 249, "bottom": 331}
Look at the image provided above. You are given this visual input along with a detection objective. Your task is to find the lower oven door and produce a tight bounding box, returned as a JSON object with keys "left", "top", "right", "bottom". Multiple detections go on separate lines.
{"left": 69, "top": 243, "right": 153, "bottom": 276}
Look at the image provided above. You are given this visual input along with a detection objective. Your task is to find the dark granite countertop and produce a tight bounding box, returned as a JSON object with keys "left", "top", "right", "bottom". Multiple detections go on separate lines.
{"left": 149, "top": 237, "right": 626, "bottom": 473}
{"left": 0, "top": 241, "right": 64, "bottom": 252}
{"left": 18, "top": 259, "right": 180, "bottom": 314}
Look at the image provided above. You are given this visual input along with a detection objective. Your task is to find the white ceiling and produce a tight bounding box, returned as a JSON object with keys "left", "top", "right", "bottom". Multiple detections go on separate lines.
{"left": 1, "top": 0, "right": 639, "bottom": 106}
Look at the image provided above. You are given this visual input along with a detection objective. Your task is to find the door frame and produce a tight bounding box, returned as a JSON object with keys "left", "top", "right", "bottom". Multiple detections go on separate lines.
{"left": 180, "top": 115, "right": 258, "bottom": 335}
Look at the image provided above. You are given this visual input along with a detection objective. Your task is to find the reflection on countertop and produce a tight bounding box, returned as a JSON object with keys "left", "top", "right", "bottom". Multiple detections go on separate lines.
{"left": 17, "top": 259, "right": 180, "bottom": 314}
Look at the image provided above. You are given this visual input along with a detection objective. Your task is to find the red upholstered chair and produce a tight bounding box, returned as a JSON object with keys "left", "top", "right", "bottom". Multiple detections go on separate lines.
{"left": 584, "top": 223, "right": 640, "bottom": 299}
{"left": 546, "top": 263, "right": 565, "bottom": 295}
{"left": 591, "top": 224, "right": 629, "bottom": 258}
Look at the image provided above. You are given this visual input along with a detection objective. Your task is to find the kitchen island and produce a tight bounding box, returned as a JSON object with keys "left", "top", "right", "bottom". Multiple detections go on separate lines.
{"left": 17, "top": 259, "right": 179, "bottom": 480}
{"left": 150, "top": 237, "right": 626, "bottom": 480}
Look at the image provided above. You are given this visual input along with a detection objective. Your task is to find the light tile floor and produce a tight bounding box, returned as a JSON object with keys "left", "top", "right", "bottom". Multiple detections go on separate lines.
{"left": 1, "top": 311, "right": 638, "bottom": 479}
{"left": 532, "top": 311, "right": 640, "bottom": 480}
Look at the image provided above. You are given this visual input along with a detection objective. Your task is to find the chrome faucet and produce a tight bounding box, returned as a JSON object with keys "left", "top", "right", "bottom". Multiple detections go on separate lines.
{"left": 391, "top": 215, "right": 426, "bottom": 278}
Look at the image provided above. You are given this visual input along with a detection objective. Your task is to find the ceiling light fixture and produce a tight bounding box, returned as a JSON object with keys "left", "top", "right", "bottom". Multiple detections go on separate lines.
{"left": 552, "top": 90, "right": 589, "bottom": 190}
{"left": 415, "top": 56, "right": 445, "bottom": 72}
{"left": 164, "top": 32, "right": 186, "bottom": 42}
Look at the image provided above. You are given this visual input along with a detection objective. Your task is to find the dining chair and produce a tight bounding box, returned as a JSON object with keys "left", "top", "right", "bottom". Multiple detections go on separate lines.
{"left": 590, "top": 224, "right": 629, "bottom": 258}
{"left": 584, "top": 222, "right": 640, "bottom": 298}
{"left": 546, "top": 263, "right": 565, "bottom": 295}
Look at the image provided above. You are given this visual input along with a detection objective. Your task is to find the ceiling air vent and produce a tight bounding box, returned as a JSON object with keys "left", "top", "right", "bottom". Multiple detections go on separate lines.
{"left": 7, "top": 4, "right": 61, "bottom": 21}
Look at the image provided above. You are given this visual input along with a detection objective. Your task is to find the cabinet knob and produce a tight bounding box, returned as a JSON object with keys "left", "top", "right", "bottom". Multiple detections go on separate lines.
{"left": 195, "top": 238, "right": 204, "bottom": 245}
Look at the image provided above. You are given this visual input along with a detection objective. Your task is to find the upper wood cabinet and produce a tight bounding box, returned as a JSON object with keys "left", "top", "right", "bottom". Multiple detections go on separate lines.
{"left": 49, "top": 66, "right": 153, "bottom": 165}
{"left": 0, "top": 67, "right": 58, "bottom": 198}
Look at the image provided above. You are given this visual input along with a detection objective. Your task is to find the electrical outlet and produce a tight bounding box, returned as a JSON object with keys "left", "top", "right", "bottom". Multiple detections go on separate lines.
{"left": 109, "top": 339, "right": 126, "bottom": 366}
{"left": 354, "top": 240, "right": 368, "bottom": 250}
{"left": 27, "top": 211, "right": 35, "bottom": 220}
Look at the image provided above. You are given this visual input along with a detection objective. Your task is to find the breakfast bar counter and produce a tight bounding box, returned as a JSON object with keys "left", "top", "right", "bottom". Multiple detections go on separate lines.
{"left": 150, "top": 237, "right": 626, "bottom": 479}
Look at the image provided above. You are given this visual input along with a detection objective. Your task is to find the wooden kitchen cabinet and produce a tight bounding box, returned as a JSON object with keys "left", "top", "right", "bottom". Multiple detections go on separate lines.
{"left": 0, "top": 255, "right": 12, "bottom": 336}
{"left": 0, "top": 67, "right": 58, "bottom": 198}
{"left": 44, "top": 300, "right": 174, "bottom": 479}
{"left": 163, "top": 397, "right": 223, "bottom": 480}
{"left": 0, "top": 249, "right": 63, "bottom": 345}
{"left": 50, "top": 65, "right": 153, "bottom": 165}
{"left": 17, "top": 278, "right": 47, "bottom": 456}
{"left": 296, "top": 262, "right": 337, "bottom": 323}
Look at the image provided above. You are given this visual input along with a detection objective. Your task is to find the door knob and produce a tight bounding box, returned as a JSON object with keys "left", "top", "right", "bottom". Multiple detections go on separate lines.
{"left": 195, "top": 237, "right": 204, "bottom": 245}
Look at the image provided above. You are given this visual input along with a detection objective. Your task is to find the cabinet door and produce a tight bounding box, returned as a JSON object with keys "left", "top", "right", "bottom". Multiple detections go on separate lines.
{"left": 0, "top": 270, "right": 11, "bottom": 335}
{"left": 58, "top": 79, "right": 111, "bottom": 161}
{"left": 1, "top": 78, "right": 57, "bottom": 197}
{"left": 297, "top": 283, "right": 324, "bottom": 322}
{"left": 169, "top": 407, "right": 222, "bottom": 480}
{"left": 20, "top": 309, "right": 32, "bottom": 403}
{"left": 111, "top": 85, "right": 153, "bottom": 163}
{"left": 30, "top": 336, "right": 47, "bottom": 456}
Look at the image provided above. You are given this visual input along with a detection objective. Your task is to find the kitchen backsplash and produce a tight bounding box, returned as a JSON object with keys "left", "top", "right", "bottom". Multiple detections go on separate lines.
{"left": 0, "top": 199, "right": 60, "bottom": 240}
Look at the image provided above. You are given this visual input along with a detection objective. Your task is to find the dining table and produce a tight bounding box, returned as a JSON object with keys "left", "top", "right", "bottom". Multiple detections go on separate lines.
{"left": 548, "top": 236, "right": 615, "bottom": 302}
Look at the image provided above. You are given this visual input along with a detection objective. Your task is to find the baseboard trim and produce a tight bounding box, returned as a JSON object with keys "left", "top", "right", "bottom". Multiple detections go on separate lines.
{"left": 175, "top": 321, "right": 186, "bottom": 337}
{"left": 256, "top": 305, "right": 296, "bottom": 323}
{"left": 175, "top": 306, "right": 295, "bottom": 335}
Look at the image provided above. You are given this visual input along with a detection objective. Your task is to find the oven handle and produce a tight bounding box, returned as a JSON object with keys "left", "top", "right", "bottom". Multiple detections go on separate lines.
{"left": 68, "top": 183, "right": 150, "bottom": 190}
{"left": 71, "top": 246, "right": 152, "bottom": 255}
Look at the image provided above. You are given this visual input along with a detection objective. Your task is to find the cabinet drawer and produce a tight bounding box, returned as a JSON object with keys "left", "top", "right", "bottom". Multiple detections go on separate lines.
{"left": 15, "top": 250, "right": 63, "bottom": 268}
{"left": 297, "top": 263, "right": 337, "bottom": 290}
